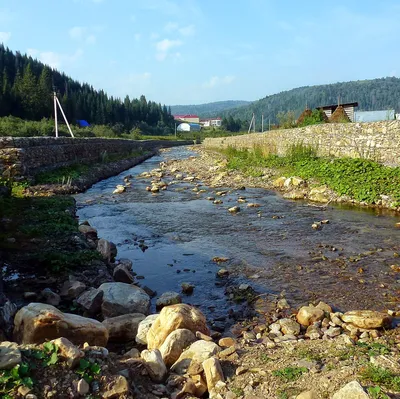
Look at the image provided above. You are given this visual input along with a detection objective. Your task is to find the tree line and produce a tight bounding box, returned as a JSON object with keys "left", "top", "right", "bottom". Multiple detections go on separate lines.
{"left": 222, "top": 77, "right": 400, "bottom": 130}
{"left": 0, "top": 44, "right": 175, "bottom": 134}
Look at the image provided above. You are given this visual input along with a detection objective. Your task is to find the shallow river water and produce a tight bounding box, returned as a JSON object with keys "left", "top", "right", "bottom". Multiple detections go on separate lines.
{"left": 75, "top": 147, "right": 400, "bottom": 322}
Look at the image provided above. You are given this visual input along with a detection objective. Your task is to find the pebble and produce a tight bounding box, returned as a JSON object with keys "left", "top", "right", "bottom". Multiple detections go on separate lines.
{"left": 77, "top": 378, "right": 90, "bottom": 395}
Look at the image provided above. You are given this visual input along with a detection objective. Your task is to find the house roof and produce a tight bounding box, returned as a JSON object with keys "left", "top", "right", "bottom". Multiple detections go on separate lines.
{"left": 173, "top": 114, "right": 199, "bottom": 119}
{"left": 317, "top": 102, "right": 358, "bottom": 110}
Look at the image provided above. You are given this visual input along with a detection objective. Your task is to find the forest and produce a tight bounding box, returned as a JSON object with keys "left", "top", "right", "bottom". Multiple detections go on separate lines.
{"left": 0, "top": 44, "right": 175, "bottom": 135}
{"left": 221, "top": 77, "right": 400, "bottom": 129}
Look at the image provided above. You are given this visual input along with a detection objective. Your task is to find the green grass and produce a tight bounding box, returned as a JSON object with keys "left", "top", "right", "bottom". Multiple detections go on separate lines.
{"left": 0, "top": 189, "right": 101, "bottom": 273}
{"left": 35, "top": 149, "right": 150, "bottom": 185}
{"left": 272, "top": 366, "right": 308, "bottom": 382}
{"left": 360, "top": 365, "right": 400, "bottom": 391}
{"left": 221, "top": 144, "right": 400, "bottom": 204}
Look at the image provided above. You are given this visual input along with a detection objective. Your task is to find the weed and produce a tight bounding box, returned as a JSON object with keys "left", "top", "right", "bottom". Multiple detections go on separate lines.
{"left": 356, "top": 342, "right": 390, "bottom": 357}
{"left": 0, "top": 363, "right": 33, "bottom": 398}
{"left": 273, "top": 366, "right": 308, "bottom": 382}
{"left": 360, "top": 364, "right": 400, "bottom": 391}
{"left": 221, "top": 145, "right": 400, "bottom": 204}
{"left": 25, "top": 342, "right": 59, "bottom": 367}
{"left": 230, "top": 387, "right": 244, "bottom": 396}
{"left": 367, "top": 386, "right": 390, "bottom": 399}
{"left": 75, "top": 358, "right": 101, "bottom": 383}
{"left": 259, "top": 353, "right": 272, "bottom": 363}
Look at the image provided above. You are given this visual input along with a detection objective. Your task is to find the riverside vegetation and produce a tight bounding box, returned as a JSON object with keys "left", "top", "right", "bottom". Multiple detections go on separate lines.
{"left": 221, "top": 144, "right": 400, "bottom": 207}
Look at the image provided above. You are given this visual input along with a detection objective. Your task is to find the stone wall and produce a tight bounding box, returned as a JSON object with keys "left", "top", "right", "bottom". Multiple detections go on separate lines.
{"left": 203, "top": 120, "right": 400, "bottom": 166}
{"left": 0, "top": 137, "right": 190, "bottom": 179}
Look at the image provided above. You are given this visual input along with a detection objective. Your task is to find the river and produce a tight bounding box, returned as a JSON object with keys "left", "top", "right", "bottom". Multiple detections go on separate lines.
{"left": 75, "top": 146, "right": 400, "bottom": 326}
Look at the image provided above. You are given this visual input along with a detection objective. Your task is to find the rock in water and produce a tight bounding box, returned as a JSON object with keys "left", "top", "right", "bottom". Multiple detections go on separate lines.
{"left": 156, "top": 292, "right": 182, "bottom": 310}
{"left": 99, "top": 282, "right": 150, "bottom": 318}
{"left": 147, "top": 304, "right": 209, "bottom": 349}
{"left": 13, "top": 303, "right": 108, "bottom": 346}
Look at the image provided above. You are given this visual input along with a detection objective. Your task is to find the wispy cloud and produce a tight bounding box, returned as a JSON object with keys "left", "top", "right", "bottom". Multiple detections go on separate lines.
{"left": 27, "top": 48, "right": 84, "bottom": 69}
{"left": 128, "top": 72, "right": 152, "bottom": 83}
{"left": 0, "top": 32, "right": 11, "bottom": 44}
{"left": 203, "top": 75, "right": 235, "bottom": 89}
{"left": 68, "top": 26, "right": 97, "bottom": 44}
{"left": 134, "top": 33, "right": 141, "bottom": 42}
{"left": 155, "top": 38, "right": 182, "bottom": 61}
{"left": 164, "top": 22, "right": 195, "bottom": 36}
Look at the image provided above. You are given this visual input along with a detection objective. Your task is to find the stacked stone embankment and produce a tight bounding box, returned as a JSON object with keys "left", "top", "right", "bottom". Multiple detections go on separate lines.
{"left": 0, "top": 136, "right": 191, "bottom": 179}
{"left": 203, "top": 120, "right": 400, "bottom": 166}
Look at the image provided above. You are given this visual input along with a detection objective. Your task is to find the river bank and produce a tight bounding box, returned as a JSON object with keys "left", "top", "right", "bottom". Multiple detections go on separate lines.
{"left": 1, "top": 146, "right": 400, "bottom": 398}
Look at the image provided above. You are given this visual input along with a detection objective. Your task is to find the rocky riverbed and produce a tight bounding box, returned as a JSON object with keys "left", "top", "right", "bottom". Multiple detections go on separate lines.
{"left": 1, "top": 145, "right": 400, "bottom": 398}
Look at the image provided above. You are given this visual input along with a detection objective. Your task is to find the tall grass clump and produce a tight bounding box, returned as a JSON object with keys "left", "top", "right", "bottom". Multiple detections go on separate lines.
{"left": 286, "top": 143, "right": 318, "bottom": 163}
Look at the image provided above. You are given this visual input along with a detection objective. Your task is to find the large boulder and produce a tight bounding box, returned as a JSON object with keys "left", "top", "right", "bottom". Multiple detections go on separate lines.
{"left": 159, "top": 328, "right": 196, "bottom": 367}
{"left": 13, "top": 303, "right": 108, "bottom": 346}
{"left": 147, "top": 304, "right": 209, "bottom": 349}
{"left": 136, "top": 314, "right": 159, "bottom": 345}
{"left": 102, "top": 313, "right": 145, "bottom": 341}
{"left": 332, "top": 381, "right": 369, "bottom": 399}
{"left": 97, "top": 239, "right": 117, "bottom": 262}
{"left": 341, "top": 310, "right": 392, "bottom": 329}
{"left": 99, "top": 282, "right": 150, "bottom": 318}
{"left": 296, "top": 306, "right": 325, "bottom": 327}
{"left": 171, "top": 340, "right": 221, "bottom": 375}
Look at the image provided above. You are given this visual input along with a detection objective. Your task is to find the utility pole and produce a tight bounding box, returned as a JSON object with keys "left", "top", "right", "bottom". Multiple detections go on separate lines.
{"left": 261, "top": 114, "right": 264, "bottom": 132}
{"left": 247, "top": 113, "right": 255, "bottom": 134}
{"left": 269, "top": 119, "right": 271, "bottom": 131}
{"left": 175, "top": 122, "right": 177, "bottom": 138}
{"left": 53, "top": 92, "right": 58, "bottom": 138}
{"left": 54, "top": 91, "right": 74, "bottom": 138}
{"left": 253, "top": 113, "right": 255, "bottom": 133}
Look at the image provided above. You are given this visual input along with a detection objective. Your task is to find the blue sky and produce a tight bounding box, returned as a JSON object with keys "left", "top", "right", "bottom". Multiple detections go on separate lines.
{"left": 1, "top": 0, "right": 400, "bottom": 105}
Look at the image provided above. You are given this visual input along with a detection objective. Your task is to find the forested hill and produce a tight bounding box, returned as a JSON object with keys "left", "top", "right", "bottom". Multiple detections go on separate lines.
{"left": 222, "top": 77, "right": 400, "bottom": 125}
{"left": 0, "top": 44, "right": 174, "bottom": 133}
{"left": 170, "top": 100, "right": 251, "bottom": 117}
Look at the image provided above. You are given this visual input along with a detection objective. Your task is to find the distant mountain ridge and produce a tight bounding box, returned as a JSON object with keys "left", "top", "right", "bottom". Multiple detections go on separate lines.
{"left": 169, "top": 100, "right": 251, "bottom": 118}
{"left": 221, "top": 77, "right": 400, "bottom": 127}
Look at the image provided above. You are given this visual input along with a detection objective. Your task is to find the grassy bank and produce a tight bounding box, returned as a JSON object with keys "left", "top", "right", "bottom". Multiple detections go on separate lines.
{"left": 221, "top": 144, "right": 400, "bottom": 205}
{"left": 0, "top": 189, "right": 100, "bottom": 275}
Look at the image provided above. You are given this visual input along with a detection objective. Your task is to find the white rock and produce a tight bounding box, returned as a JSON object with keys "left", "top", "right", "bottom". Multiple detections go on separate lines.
{"left": 159, "top": 328, "right": 196, "bottom": 367}
{"left": 99, "top": 282, "right": 150, "bottom": 318}
{"left": 136, "top": 314, "right": 159, "bottom": 345}
{"left": 141, "top": 349, "right": 167, "bottom": 382}
{"left": 332, "top": 381, "right": 369, "bottom": 399}
{"left": 0, "top": 341, "right": 21, "bottom": 369}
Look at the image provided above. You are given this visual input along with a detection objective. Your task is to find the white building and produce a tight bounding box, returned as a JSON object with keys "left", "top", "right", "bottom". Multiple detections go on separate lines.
{"left": 200, "top": 117, "right": 222, "bottom": 128}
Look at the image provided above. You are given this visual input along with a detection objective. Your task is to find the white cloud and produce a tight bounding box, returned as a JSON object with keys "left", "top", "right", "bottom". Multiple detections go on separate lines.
{"left": 86, "top": 34, "right": 97, "bottom": 44}
{"left": 0, "top": 32, "right": 11, "bottom": 44}
{"left": 69, "top": 26, "right": 97, "bottom": 45}
{"left": 203, "top": 75, "right": 236, "bottom": 88}
{"left": 155, "top": 38, "right": 182, "bottom": 61}
{"left": 128, "top": 72, "right": 152, "bottom": 83}
{"left": 69, "top": 26, "right": 85, "bottom": 40}
{"left": 165, "top": 22, "right": 178, "bottom": 32}
{"left": 164, "top": 22, "right": 195, "bottom": 36}
{"left": 179, "top": 25, "right": 195, "bottom": 36}
{"left": 27, "top": 48, "right": 83, "bottom": 69}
